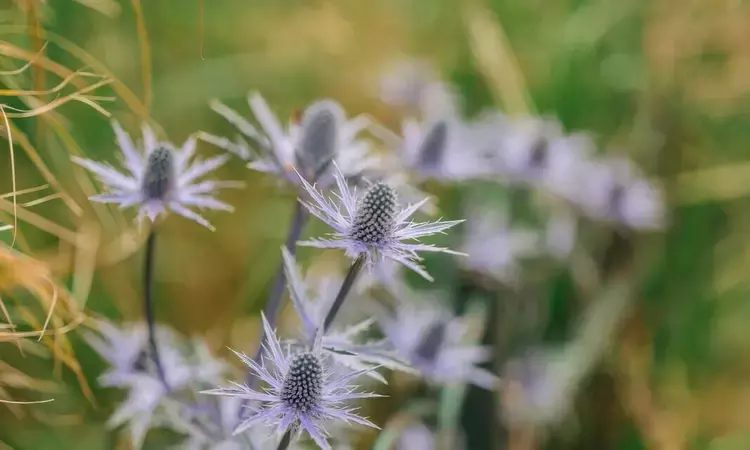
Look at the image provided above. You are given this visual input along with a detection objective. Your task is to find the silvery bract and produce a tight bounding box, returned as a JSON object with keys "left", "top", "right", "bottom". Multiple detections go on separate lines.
{"left": 201, "top": 92, "right": 377, "bottom": 186}
{"left": 282, "top": 247, "right": 410, "bottom": 382}
{"left": 202, "top": 314, "right": 382, "bottom": 450}
{"left": 297, "top": 164, "right": 465, "bottom": 281}
{"left": 86, "top": 321, "right": 226, "bottom": 449}
{"left": 73, "top": 121, "right": 240, "bottom": 231}
{"left": 379, "top": 302, "right": 498, "bottom": 389}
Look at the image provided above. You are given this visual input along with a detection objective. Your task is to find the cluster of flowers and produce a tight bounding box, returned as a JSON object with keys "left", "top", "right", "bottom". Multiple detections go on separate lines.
{"left": 75, "top": 60, "right": 665, "bottom": 449}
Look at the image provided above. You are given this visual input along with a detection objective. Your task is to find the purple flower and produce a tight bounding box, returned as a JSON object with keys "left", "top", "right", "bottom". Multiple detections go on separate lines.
{"left": 380, "top": 302, "right": 498, "bottom": 389}
{"left": 297, "top": 165, "right": 465, "bottom": 281}
{"left": 399, "top": 118, "right": 481, "bottom": 181}
{"left": 460, "top": 205, "right": 541, "bottom": 285}
{"left": 200, "top": 93, "right": 377, "bottom": 187}
{"left": 86, "top": 321, "right": 227, "bottom": 449}
{"left": 282, "top": 247, "right": 408, "bottom": 383}
{"left": 495, "top": 118, "right": 595, "bottom": 197}
{"left": 73, "top": 121, "right": 240, "bottom": 230}
{"left": 202, "top": 314, "right": 382, "bottom": 450}
{"left": 571, "top": 156, "right": 665, "bottom": 230}
{"left": 396, "top": 422, "right": 438, "bottom": 450}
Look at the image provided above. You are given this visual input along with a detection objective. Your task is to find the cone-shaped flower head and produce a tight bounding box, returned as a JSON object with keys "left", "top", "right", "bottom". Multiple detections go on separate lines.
{"left": 200, "top": 93, "right": 377, "bottom": 187}
{"left": 297, "top": 165, "right": 465, "bottom": 281}
{"left": 73, "top": 121, "right": 241, "bottom": 230}
{"left": 380, "top": 303, "right": 498, "bottom": 389}
{"left": 297, "top": 100, "right": 341, "bottom": 177}
{"left": 400, "top": 117, "right": 493, "bottom": 181}
{"left": 202, "top": 314, "right": 382, "bottom": 450}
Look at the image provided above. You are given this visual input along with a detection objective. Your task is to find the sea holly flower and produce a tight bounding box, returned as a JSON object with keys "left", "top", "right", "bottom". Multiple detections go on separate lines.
{"left": 297, "top": 164, "right": 465, "bottom": 281}
{"left": 571, "top": 156, "right": 665, "bottom": 230}
{"left": 494, "top": 117, "right": 595, "bottom": 197}
{"left": 281, "top": 248, "right": 412, "bottom": 381}
{"left": 202, "top": 314, "right": 382, "bottom": 450}
{"left": 73, "top": 121, "right": 240, "bottom": 230}
{"left": 200, "top": 92, "right": 377, "bottom": 187}
{"left": 379, "top": 302, "right": 498, "bottom": 389}
{"left": 86, "top": 321, "right": 227, "bottom": 449}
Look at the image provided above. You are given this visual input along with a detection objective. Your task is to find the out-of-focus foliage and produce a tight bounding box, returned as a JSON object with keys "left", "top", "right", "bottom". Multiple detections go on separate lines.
{"left": 0, "top": 0, "right": 749, "bottom": 449}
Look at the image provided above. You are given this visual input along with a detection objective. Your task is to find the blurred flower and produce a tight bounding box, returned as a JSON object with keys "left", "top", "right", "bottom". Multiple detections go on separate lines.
{"left": 396, "top": 422, "right": 437, "bottom": 450}
{"left": 201, "top": 93, "right": 377, "bottom": 187}
{"left": 298, "top": 165, "right": 465, "bottom": 281}
{"left": 501, "top": 349, "right": 575, "bottom": 428}
{"left": 399, "top": 117, "right": 487, "bottom": 181}
{"left": 379, "top": 59, "right": 458, "bottom": 117}
{"left": 460, "top": 205, "right": 541, "bottom": 285}
{"left": 84, "top": 320, "right": 149, "bottom": 387}
{"left": 495, "top": 118, "right": 595, "bottom": 197}
{"left": 73, "top": 121, "right": 240, "bottom": 230}
{"left": 380, "top": 302, "right": 498, "bottom": 389}
{"left": 202, "top": 314, "right": 382, "bottom": 450}
{"left": 282, "top": 248, "right": 410, "bottom": 382}
{"left": 86, "top": 321, "right": 226, "bottom": 449}
{"left": 571, "top": 157, "right": 666, "bottom": 230}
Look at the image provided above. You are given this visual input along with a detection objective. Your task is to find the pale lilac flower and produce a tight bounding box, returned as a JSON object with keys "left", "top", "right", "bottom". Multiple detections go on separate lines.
{"left": 396, "top": 422, "right": 437, "bottom": 450}
{"left": 86, "top": 321, "right": 227, "bottom": 449}
{"left": 379, "top": 302, "right": 498, "bottom": 389}
{"left": 200, "top": 93, "right": 377, "bottom": 186}
{"left": 73, "top": 121, "right": 240, "bottom": 231}
{"left": 460, "top": 206, "right": 541, "bottom": 285}
{"left": 399, "top": 118, "right": 477, "bottom": 181}
{"left": 495, "top": 117, "right": 594, "bottom": 197}
{"left": 297, "top": 165, "right": 465, "bottom": 281}
{"left": 83, "top": 320, "right": 150, "bottom": 387}
{"left": 282, "top": 248, "right": 411, "bottom": 381}
{"left": 202, "top": 314, "right": 382, "bottom": 450}
{"left": 571, "top": 157, "right": 665, "bottom": 230}
{"left": 501, "top": 349, "right": 575, "bottom": 427}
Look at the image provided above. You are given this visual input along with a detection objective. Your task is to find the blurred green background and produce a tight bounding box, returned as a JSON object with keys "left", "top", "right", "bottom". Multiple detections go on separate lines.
{"left": 1, "top": 0, "right": 750, "bottom": 449}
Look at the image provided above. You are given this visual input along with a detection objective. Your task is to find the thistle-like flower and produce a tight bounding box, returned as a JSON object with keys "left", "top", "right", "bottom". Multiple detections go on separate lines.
{"left": 282, "top": 248, "right": 412, "bottom": 381}
{"left": 571, "top": 157, "right": 665, "bottom": 230}
{"left": 495, "top": 118, "right": 594, "bottom": 197}
{"left": 202, "top": 314, "right": 382, "bottom": 450}
{"left": 85, "top": 321, "right": 226, "bottom": 449}
{"left": 200, "top": 93, "right": 377, "bottom": 186}
{"left": 73, "top": 121, "right": 240, "bottom": 230}
{"left": 379, "top": 303, "right": 498, "bottom": 389}
{"left": 297, "top": 165, "right": 465, "bottom": 281}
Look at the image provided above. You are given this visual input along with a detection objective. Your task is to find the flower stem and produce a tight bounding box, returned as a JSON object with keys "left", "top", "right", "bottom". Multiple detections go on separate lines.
{"left": 276, "top": 429, "right": 293, "bottom": 450}
{"left": 144, "top": 229, "right": 168, "bottom": 390}
{"left": 323, "top": 253, "right": 366, "bottom": 332}
{"left": 265, "top": 201, "right": 309, "bottom": 326}
{"left": 243, "top": 201, "right": 308, "bottom": 391}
